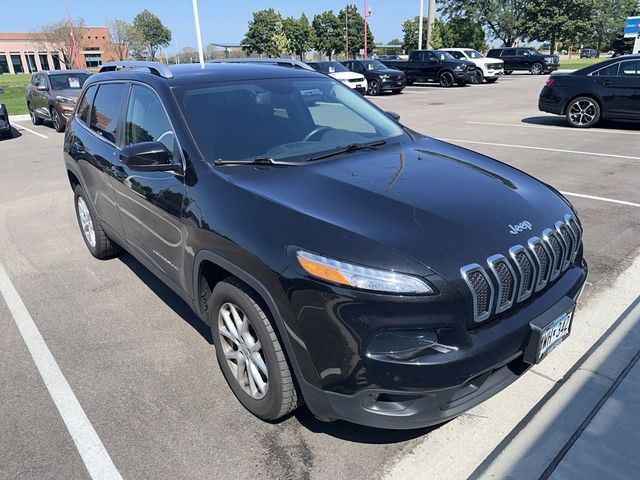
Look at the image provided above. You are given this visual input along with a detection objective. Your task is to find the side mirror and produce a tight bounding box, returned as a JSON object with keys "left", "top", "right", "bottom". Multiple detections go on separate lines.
{"left": 36, "top": 84, "right": 48, "bottom": 91}
{"left": 385, "top": 111, "right": 401, "bottom": 121}
{"left": 119, "top": 141, "right": 179, "bottom": 172}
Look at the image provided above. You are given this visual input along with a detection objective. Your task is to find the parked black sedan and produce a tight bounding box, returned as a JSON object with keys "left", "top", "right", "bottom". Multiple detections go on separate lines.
{"left": 342, "top": 59, "right": 406, "bottom": 95}
{"left": 539, "top": 55, "right": 640, "bottom": 128}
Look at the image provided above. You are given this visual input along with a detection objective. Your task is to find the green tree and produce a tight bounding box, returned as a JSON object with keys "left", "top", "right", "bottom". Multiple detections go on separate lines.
{"left": 442, "top": 17, "right": 487, "bottom": 51}
{"left": 386, "top": 38, "right": 403, "bottom": 55}
{"left": 401, "top": 16, "right": 426, "bottom": 51}
{"left": 242, "top": 8, "right": 290, "bottom": 57}
{"left": 523, "top": 0, "right": 594, "bottom": 53}
{"left": 283, "top": 14, "right": 315, "bottom": 60}
{"left": 312, "top": 11, "right": 343, "bottom": 59}
{"left": 441, "top": 0, "right": 528, "bottom": 46}
{"left": 107, "top": 19, "right": 143, "bottom": 61}
{"left": 338, "top": 5, "right": 375, "bottom": 59}
{"left": 133, "top": 10, "right": 171, "bottom": 60}
{"left": 587, "top": 0, "right": 636, "bottom": 53}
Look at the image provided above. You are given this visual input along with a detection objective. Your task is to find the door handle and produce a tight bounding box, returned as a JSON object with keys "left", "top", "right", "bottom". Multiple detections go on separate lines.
{"left": 598, "top": 80, "right": 612, "bottom": 86}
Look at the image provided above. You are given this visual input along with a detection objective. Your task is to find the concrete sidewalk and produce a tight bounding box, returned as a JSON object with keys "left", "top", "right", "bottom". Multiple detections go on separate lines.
{"left": 473, "top": 296, "right": 640, "bottom": 479}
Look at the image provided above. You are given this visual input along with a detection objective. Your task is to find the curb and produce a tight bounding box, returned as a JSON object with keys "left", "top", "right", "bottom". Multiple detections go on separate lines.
{"left": 9, "top": 114, "right": 31, "bottom": 122}
{"left": 472, "top": 295, "right": 640, "bottom": 479}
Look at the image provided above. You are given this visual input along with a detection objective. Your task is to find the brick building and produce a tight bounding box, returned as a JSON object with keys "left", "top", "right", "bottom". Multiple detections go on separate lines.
{"left": 0, "top": 27, "right": 122, "bottom": 74}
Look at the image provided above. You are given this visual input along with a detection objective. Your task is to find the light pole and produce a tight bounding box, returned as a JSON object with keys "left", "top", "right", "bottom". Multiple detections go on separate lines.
{"left": 344, "top": 5, "right": 349, "bottom": 60}
{"left": 426, "top": 0, "right": 436, "bottom": 49}
{"left": 191, "top": 0, "right": 205, "bottom": 69}
{"left": 418, "top": 0, "right": 424, "bottom": 50}
{"left": 364, "top": 1, "right": 372, "bottom": 59}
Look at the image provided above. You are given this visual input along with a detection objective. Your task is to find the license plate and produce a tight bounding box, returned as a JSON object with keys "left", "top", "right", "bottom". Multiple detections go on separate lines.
{"left": 538, "top": 307, "right": 574, "bottom": 362}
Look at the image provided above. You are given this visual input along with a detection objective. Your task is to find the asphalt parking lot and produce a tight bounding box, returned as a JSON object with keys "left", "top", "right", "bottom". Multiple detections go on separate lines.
{"left": 1, "top": 73, "right": 639, "bottom": 480}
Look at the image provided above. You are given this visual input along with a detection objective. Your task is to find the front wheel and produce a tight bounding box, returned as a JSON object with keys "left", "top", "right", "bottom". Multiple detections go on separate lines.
{"left": 51, "top": 108, "right": 65, "bottom": 133}
{"left": 439, "top": 71, "right": 455, "bottom": 87}
{"left": 566, "top": 96, "right": 601, "bottom": 128}
{"left": 530, "top": 62, "right": 544, "bottom": 75}
{"left": 367, "top": 79, "right": 381, "bottom": 96}
{"left": 29, "top": 104, "right": 43, "bottom": 126}
{"left": 471, "top": 69, "right": 484, "bottom": 84}
{"left": 210, "top": 278, "right": 301, "bottom": 421}
{"left": 73, "top": 185, "right": 121, "bottom": 259}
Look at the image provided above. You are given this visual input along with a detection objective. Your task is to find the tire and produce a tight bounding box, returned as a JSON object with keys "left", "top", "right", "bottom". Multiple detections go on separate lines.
{"left": 485, "top": 77, "right": 499, "bottom": 84}
{"left": 504, "top": 70, "right": 513, "bottom": 75}
{"left": 29, "top": 104, "right": 43, "bottom": 126}
{"left": 391, "top": 88, "right": 403, "bottom": 94}
{"left": 406, "top": 79, "right": 415, "bottom": 86}
{"left": 209, "top": 277, "right": 301, "bottom": 421}
{"left": 367, "top": 79, "right": 381, "bottom": 96}
{"left": 471, "top": 69, "right": 484, "bottom": 84}
{"left": 51, "top": 107, "right": 65, "bottom": 133}
{"left": 530, "top": 62, "right": 544, "bottom": 75}
{"left": 438, "top": 71, "right": 455, "bottom": 88}
{"left": 73, "top": 185, "right": 121, "bottom": 259}
{"left": 565, "top": 96, "right": 601, "bottom": 128}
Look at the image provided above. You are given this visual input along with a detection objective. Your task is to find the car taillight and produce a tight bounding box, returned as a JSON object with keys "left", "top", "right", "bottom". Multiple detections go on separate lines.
{"left": 545, "top": 78, "right": 555, "bottom": 88}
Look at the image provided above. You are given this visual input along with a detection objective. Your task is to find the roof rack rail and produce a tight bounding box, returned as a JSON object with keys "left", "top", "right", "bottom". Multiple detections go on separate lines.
{"left": 207, "top": 57, "right": 315, "bottom": 71}
{"left": 99, "top": 61, "right": 173, "bottom": 79}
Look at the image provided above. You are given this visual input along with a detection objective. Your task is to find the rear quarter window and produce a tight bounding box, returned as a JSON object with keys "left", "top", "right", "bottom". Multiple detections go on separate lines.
{"left": 76, "top": 85, "right": 97, "bottom": 126}
{"left": 90, "top": 83, "right": 127, "bottom": 144}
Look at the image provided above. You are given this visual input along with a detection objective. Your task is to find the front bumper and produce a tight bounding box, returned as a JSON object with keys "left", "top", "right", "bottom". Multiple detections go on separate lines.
{"left": 454, "top": 70, "right": 471, "bottom": 83}
{"left": 293, "top": 260, "right": 587, "bottom": 429}
{"left": 381, "top": 79, "right": 406, "bottom": 91}
{"left": 485, "top": 69, "right": 504, "bottom": 78}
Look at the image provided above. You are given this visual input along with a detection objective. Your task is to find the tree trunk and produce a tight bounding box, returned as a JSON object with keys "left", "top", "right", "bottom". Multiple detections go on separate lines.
{"left": 550, "top": 33, "right": 556, "bottom": 55}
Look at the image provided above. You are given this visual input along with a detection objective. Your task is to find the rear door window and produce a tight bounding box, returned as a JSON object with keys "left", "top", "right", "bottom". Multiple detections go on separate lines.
{"left": 90, "top": 83, "right": 126, "bottom": 144}
{"left": 502, "top": 49, "right": 516, "bottom": 57}
{"left": 593, "top": 63, "right": 620, "bottom": 76}
{"left": 76, "top": 85, "right": 97, "bottom": 126}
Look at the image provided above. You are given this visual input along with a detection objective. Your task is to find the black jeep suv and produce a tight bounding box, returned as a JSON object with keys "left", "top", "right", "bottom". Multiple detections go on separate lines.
{"left": 341, "top": 59, "right": 406, "bottom": 95}
{"left": 487, "top": 48, "right": 560, "bottom": 75}
{"left": 64, "top": 61, "right": 587, "bottom": 429}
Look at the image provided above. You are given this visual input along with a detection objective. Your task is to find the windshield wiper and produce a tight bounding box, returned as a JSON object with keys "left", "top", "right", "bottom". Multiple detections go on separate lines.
{"left": 214, "top": 156, "right": 299, "bottom": 166}
{"left": 306, "top": 140, "right": 387, "bottom": 162}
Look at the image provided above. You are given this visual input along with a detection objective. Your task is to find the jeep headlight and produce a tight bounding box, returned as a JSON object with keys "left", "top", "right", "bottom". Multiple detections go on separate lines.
{"left": 296, "top": 250, "right": 433, "bottom": 294}
{"left": 56, "top": 96, "right": 76, "bottom": 105}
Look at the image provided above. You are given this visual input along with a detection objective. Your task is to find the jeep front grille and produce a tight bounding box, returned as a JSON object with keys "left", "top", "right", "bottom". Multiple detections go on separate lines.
{"left": 461, "top": 215, "right": 582, "bottom": 324}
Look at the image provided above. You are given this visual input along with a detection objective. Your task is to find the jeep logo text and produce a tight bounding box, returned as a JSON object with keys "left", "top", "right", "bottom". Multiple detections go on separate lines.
{"left": 508, "top": 220, "right": 533, "bottom": 235}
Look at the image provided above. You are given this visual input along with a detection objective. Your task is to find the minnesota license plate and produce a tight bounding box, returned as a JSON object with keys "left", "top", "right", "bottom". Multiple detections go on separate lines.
{"left": 538, "top": 307, "right": 574, "bottom": 362}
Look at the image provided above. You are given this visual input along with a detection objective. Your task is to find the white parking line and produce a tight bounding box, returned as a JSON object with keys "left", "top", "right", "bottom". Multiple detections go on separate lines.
{"left": 13, "top": 123, "right": 49, "bottom": 139}
{"left": 438, "top": 138, "right": 640, "bottom": 161}
{"left": 0, "top": 261, "right": 122, "bottom": 480}
{"left": 467, "top": 121, "right": 640, "bottom": 136}
{"left": 560, "top": 191, "right": 640, "bottom": 208}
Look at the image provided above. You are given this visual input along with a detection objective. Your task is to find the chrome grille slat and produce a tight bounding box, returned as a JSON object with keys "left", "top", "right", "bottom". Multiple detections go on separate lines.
{"left": 462, "top": 216, "right": 583, "bottom": 324}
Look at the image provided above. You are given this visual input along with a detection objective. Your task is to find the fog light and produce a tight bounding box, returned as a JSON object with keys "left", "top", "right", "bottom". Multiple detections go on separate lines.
{"left": 367, "top": 330, "right": 447, "bottom": 362}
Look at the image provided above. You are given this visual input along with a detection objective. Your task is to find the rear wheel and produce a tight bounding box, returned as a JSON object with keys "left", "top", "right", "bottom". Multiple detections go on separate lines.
{"left": 29, "top": 104, "right": 43, "bottom": 125}
{"left": 73, "top": 185, "right": 121, "bottom": 259}
{"left": 367, "top": 79, "right": 381, "bottom": 96}
{"left": 485, "top": 77, "right": 499, "bottom": 84}
{"left": 566, "top": 96, "right": 601, "bottom": 128}
{"left": 439, "top": 71, "right": 455, "bottom": 87}
{"left": 210, "top": 278, "right": 301, "bottom": 421}
{"left": 51, "top": 107, "right": 65, "bottom": 133}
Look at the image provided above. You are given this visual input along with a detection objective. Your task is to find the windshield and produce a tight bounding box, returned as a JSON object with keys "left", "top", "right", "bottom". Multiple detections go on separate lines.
{"left": 464, "top": 50, "right": 483, "bottom": 59}
{"left": 362, "top": 60, "right": 386, "bottom": 71}
{"left": 316, "top": 62, "right": 348, "bottom": 74}
{"left": 176, "top": 77, "right": 407, "bottom": 163}
{"left": 435, "top": 51, "right": 456, "bottom": 61}
{"left": 49, "top": 73, "right": 90, "bottom": 90}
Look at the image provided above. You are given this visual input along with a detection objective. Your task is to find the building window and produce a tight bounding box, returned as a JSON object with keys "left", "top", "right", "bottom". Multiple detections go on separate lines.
{"left": 10, "top": 54, "right": 24, "bottom": 73}
{"left": 39, "top": 54, "right": 51, "bottom": 70}
{"left": 51, "top": 54, "right": 61, "bottom": 70}
{"left": 26, "top": 54, "right": 37, "bottom": 73}
{"left": 85, "top": 53, "right": 102, "bottom": 68}
{"left": 85, "top": 47, "right": 100, "bottom": 51}
{"left": 0, "top": 54, "right": 9, "bottom": 74}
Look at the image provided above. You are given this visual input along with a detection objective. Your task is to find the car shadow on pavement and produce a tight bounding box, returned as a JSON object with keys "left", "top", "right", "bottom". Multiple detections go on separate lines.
{"left": 2, "top": 126, "right": 22, "bottom": 140}
{"left": 118, "top": 252, "right": 214, "bottom": 345}
{"left": 522, "top": 115, "right": 640, "bottom": 131}
{"left": 293, "top": 405, "right": 440, "bottom": 443}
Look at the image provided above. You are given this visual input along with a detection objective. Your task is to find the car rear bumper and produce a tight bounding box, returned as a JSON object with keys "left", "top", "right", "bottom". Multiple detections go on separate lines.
{"left": 538, "top": 97, "right": 564, "bottom": 115}
{"left": 298, "top": 260, "right": 587, "bottom": 429}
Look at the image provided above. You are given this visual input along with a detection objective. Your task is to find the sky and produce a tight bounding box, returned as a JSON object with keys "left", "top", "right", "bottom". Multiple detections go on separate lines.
{"left": 2, "top": 0, "right": 427, "bottom": 49}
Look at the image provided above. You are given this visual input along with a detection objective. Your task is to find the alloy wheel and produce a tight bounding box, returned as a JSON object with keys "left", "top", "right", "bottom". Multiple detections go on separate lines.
{"left": 531, "top": 63, "right": 543, "bottom": 75}
{"left": 76, "top": 196, "right": 96, "bottom": 248}
{"left": 568, "top": 99, "right": 597, "bottom": 127}
{"left": 367, "top": 80, "right": 380, "bottom": 96}
{"left": 52, "top": 109, "right": 60, "bottom": 131}
{"left": 439, "top": 72, "right": 454, "bottom": 87}
{"left": 218, "top": 302, "right": 269, "bottom": 400}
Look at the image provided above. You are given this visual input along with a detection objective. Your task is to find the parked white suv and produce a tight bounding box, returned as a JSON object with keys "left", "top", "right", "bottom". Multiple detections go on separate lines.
{"left": 439, "top": 48, "right": 504, "bottom": 83}
{"left": 307, "top": 61, "right": 368, "bottom": 94}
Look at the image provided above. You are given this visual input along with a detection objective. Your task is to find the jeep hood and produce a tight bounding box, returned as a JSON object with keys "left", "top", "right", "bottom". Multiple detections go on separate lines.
{"left": 225, "top": 137, "right": 574, "bottom": 280}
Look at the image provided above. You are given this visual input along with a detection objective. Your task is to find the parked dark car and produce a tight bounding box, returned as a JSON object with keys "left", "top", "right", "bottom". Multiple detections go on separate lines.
{"left": 580, "top": 48, "right": 597, "bottom": 59}
{"left": 342, "top": 59, "right": 406, "bottom": 95}
{"left": 26, "top": 70, "right": 91, "bottom": 132}
{"left": 377, "top": 54, "right": 401, "bottom": 60}
{"left": 380, "top": 50, "right": 474, "bottom": 87}
{"left": 0, "top": 87, "right": 10, "bottom": 139}
{"left": 487, "top": 48, "right": 560, "bottom": 75}
{"left": 539, "top": 55, "right": 640, "bottom": 127}
{"left": 64, "top": 61, "right": 587, "bottom": 429}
